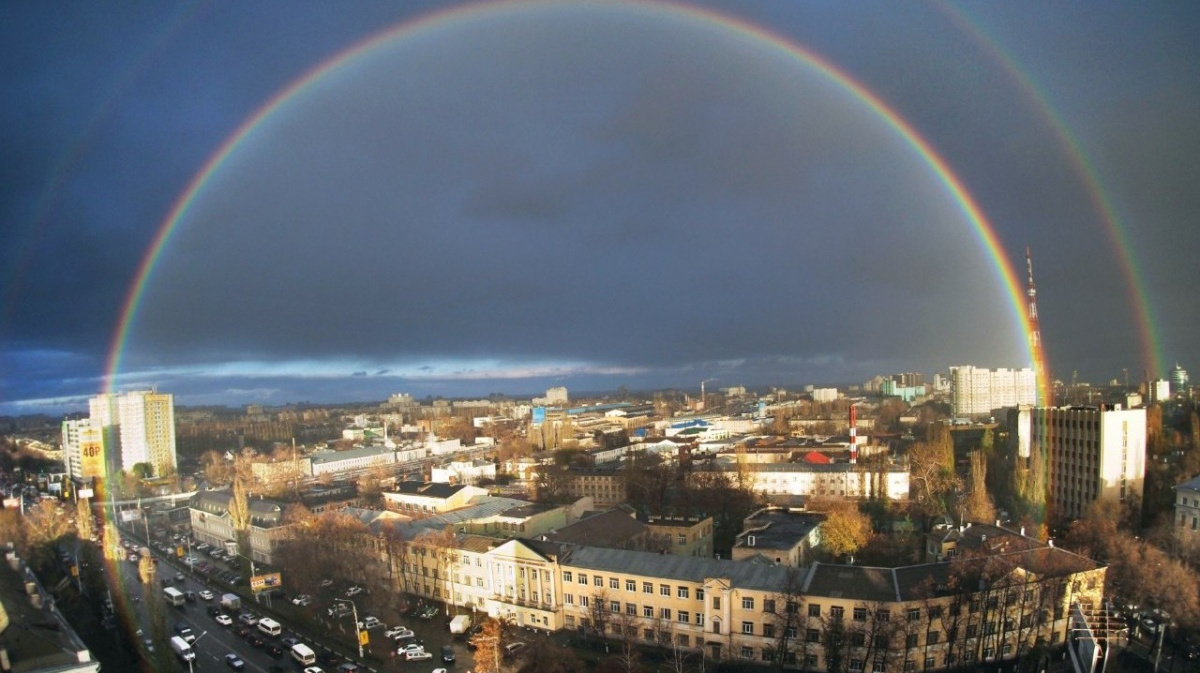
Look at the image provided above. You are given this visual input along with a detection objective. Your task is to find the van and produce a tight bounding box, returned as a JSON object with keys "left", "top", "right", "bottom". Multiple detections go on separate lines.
{"left": 291, "top": 642, "right": 317, "bottom": 666}
{"left": 257, "top": 617, "right": 282, "bottom": 637}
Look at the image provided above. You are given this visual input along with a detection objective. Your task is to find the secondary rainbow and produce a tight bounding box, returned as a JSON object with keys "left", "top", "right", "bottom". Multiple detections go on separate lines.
{"left": 105, "top": 0, "right": 1042, "bottom": 395}
{"left": 938, "top": 1, "right": 1162, "bottom": 379}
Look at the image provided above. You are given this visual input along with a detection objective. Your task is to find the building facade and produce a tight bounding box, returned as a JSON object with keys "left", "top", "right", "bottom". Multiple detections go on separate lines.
{"left": 88, "top": 390, "right": 177, "bottom": 476}
{"left": 950, "top": 366, "right": 1037, "bottom": 417}
{"left": 61, "top": 418, "right": 106, "bottom": 481}
{"left": 1030, "top": 406, "right": 1147, "bottom": 521}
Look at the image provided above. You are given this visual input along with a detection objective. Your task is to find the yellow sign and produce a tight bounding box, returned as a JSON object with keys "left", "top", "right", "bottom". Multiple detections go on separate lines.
{"left": 358, "top": 630, "right": 369, "bottom": 646}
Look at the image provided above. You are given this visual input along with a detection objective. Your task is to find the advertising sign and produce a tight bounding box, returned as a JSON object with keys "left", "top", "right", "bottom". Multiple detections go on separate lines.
{"left": 120, "top": 509, "right": 142, "bottom": 523}
{"left": 250, "top": 572, "right": 282, "bottom": 592}
{"left": 77, "top": 488, "right": 94, "bottom": 499}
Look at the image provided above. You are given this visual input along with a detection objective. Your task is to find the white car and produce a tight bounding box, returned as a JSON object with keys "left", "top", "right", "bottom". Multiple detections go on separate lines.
{"left": 199, "top": 590, "right": 214, "bottom": 601}
{"left": 215, "top": 614, "right": 233, "bottom": 626}
{"left": 303, "top": 668, "right": 325, "bottom": 673}
{"left": 398, "top": 644, "right": 425, "bottom": 655}
{"left": 319, "top": 579, "right": 334, "bottom": 588}
{"left": 384, "top": 625, "right": 411, "bottom": 638}
{"left": 359, "top": 616, "right": 382, "bottom": 629}
{"left": 405, "top": 650, "right": 433, "bottom": 662}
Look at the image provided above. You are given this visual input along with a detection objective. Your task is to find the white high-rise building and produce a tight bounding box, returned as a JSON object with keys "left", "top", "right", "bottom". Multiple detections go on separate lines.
{"left": 62, "top": 417, "right": 106, "bottom": 481}
{"left": 89, "top": 390, "right": 177, "bottom": 477}
{"left": 950, "top": 365, "right": 1037, "bottom": 417}
{"left": 1034, "top": 405, "right": 1146, "bottom": 521}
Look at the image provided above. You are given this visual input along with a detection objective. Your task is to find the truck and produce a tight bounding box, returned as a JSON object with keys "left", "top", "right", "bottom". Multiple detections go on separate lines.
{"left": 220, "top": 593, "right": 241, "bottom": 611}
{"left": 170, "top": 635, "right": 195, "bottom": 662}
{"left": 163, "top": 586, "right": 185, "bottom": 607}
{"left": 449, "top": 614, "right": 471, "bottom": 634}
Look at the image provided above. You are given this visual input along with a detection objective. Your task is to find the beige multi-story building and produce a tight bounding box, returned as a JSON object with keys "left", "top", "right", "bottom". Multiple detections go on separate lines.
{"left": 89, "top": 390, "right": 177, "bottom": 477}
{"left": 1026, "top": 405, "right": 1147, "bottom": 521}
{"left": 189, "top": 489, "right": 289, "bottom": 565}
{"left": 693, "top": 462, "right": 909, "bottom": 501}
{"left": 950, "top": 366, "right": 1037, "bottom": 417}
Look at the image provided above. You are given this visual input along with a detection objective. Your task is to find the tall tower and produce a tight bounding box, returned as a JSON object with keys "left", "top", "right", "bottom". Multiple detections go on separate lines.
{"left": 1026, "top": 247, "right": 1050, "bottom": 405}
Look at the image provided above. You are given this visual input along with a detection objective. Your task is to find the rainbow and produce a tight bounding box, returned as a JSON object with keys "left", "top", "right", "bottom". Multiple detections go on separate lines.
{"left": 938, "top": 2, "right": 1162, "bottom": 379}
{"left": 105, "top": 0, "right": 1042, "bottom": 395}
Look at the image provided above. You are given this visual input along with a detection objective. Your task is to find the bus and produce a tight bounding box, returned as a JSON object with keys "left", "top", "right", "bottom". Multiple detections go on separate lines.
{"left": 163, "top": 586, "right": 185, "bottom": 606}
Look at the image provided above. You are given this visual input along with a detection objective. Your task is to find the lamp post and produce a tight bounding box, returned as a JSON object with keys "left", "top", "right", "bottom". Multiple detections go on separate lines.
{"left": 335, "top": 598, "right": 364, "bottom": 659}
{"left": 186, "top": 630, "right": 209, "bottom": 673}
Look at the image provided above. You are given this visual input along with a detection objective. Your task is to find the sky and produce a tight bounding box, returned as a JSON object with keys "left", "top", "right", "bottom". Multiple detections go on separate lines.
{"left": 2, "top": 1, "right": 1198, "bottom": 416}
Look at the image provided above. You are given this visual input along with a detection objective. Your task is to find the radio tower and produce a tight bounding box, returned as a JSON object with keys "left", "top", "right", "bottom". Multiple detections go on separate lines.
{"left": 1026, "top": 246, "right": 1050, "bottom": 405}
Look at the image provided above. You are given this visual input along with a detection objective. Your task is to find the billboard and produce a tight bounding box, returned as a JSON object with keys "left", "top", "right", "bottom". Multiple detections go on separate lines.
{"left": 532, "top": 407, "right": 546, "bottom": 424}
{"left": 250, "top": 572, "right": 282, "bottom": 592}
{"left": 120, "top": 509, "right": 142, "bottom": 523}
{"left": 77, "top": 488, "right": 94, "bottom": 499}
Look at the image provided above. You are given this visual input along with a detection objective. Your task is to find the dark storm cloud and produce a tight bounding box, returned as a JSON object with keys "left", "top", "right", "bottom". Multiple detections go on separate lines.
{"left": 3, "top": 1, "right": 1198, "bottom": 414}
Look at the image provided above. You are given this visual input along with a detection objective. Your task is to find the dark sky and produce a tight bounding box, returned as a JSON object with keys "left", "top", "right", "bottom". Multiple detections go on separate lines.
{"left": 2, "top": 1, "right": 1198, "bottom": 415}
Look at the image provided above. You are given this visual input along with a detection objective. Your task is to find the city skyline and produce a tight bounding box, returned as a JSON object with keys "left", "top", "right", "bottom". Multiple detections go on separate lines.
{"left": 3, "top": 1, "right": 1198, "bottom": 415}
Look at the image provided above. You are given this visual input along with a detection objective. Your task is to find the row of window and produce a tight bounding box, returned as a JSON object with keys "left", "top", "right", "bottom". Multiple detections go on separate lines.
{"left": 560, "top": 572, "right": 705, "bottom": 601}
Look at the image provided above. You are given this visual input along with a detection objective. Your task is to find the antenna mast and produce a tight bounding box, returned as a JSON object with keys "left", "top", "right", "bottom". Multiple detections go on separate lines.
{"left": 1026, "top": 247, "right": 1050, "bottom": 405}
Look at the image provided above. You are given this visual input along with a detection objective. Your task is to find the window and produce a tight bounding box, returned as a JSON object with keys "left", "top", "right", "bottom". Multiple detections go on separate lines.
{"left": 742, "top": 597, "right": 755, "bottom": 610}
{"left": 874, "top": 634, "right": 889, "bottom": 649}
{"left": 644, "top": 629, "right": 655, "bottom": 640}
{"left": 907, "top": 608, "right": 920, "bottom": 622}
{"left": 566, "top": 615, "right": 576, "bottom": 627}
{"left": 626, "top": 603, "right": 636, "bottom": 615}
{"left": 904, "top": 662, "right": 916, "bottom": 673}
{"left": 906, "top": 634, "right": 919, "bottom": 648}
{"left": 660, "top": 608, "right": 671, "bottom": 620}
{"left": 696, "top": 588, "right": 705, "bottom": 601}
{"left": 877, "top": 609, "right": 890, "bottom": 622}
{"left": 830, "top": 605, "right": 844, "bottom": 621}
{"left": 924, "top": 656, "right": 936, "bottom": 670}
{"left": 966, "top": 625, "right": 978, "bottom": 638}
{"left": 611, "top": 601, "right": 620, "bottom": 613}
{"left": 678, "top": 611, "right": 690, "bottom": 623}
{"left": 853, "top": 607, "right": 868, "bottom": 622}
{"left": 873, "top": 661, "right": 887, "bottom": 673}
{"left": 809, "top": 604, "right": 821, "bottom": 618}
{"left": 849, "top": 659, "right": 864, "bottom": 672}
{"left": 713, "top": 596, "right": 721, "bottom": 610}
{"left": 807, "top": 628, "right": 821, "bottom": 643}
{"left": 580, "top": 596, "right": 589, "bottom": 607}
{"left": 626, "top": 580, "right": 636, "bottom": 592}
{"left": 595, "top": 576, "right": 603, "bottom": 587}
{"left": 696, "top": 614, "right": 705, "bottom": 627}
{"left": 764, "top": 599, "right": 775, "bottom": 613}
{"left": 560, "top": 570, "right": 572, "bottom": 582}
{"left": 742, "top": 621, "right": 754, "bottom": 635}
{"left": 969, "top": 600, "right": 980, "bottom": 614}
{"left": 851, "top": 633, "right": 866, "bottom": 647}
{"left": 1002, "top": 643, "right": 1012, "bottom": 656}
{"left": 579, "top": 574, "right": 588, "bottom": 585}
{"left": 661, "top": 584, "right": 670, "bottom": 596}
{"left": 678, "top": 533, "right": 687, "bottom": 544}
{"left": 806, "top": 655, "right": 819, "bottom": 668}
{"left": 763, "top": 623, "right": 774, "bottom": 638}
{"left": 643, "top": 582, "right": 653, "bottom": 594}
{"left": 678, "top": 586, "right": 689, "bottom": 599}
{"left": 928, "top": 606, "right": 942, "bottom": 620}
{"left": 984, "top": 647, "right": 995, "bottom": 660}
{"left": 610, "top": 577, "right": 619, "bottom": 589}
{"left": 565, "top": 594, "right": 574, "bottom": 605}
{"left": 643, "top": 605, "right": 653, "bottom": 617}
{"left": 927, "top": 632, "right": 940, "bottom": 645}
{"left": 741, "top": 646, "right": 754, "bottom": 659}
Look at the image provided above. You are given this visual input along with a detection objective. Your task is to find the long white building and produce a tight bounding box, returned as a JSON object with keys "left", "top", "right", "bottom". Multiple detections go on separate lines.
{"left": 950, "top": 365, "right": 1036, "bottom": 417}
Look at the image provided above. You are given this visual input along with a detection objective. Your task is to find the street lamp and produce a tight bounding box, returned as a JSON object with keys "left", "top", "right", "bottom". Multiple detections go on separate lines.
{"left": 187, "top": 630, "right": 209, "bottom": 673}
{"left": 334, "top": 597, "right": 364, "bottom": 659}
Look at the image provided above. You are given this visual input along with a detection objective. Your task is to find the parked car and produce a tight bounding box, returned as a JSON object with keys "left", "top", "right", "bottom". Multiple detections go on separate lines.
{"left": 398, "top": 644, "right": 425, "bottom": 655}
{"left": 504, "top": 642, "right": 527, "bottom": 658}
{"left": 404, "top": 650, "right": 433, "bottom": 662}
{"left": 384, "top": 625, "right": 412, "bottom": 639}
{"left": 359, "top": 616, "right": 382, "bottom": 630}
{"left": 441, "top": 645, "right": 455, "bottom": 663}
{"left": 345, "top": 586, "right": 364, "bottom": 597}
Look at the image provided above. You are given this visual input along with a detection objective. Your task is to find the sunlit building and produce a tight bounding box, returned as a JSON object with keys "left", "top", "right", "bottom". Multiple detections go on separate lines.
{"left": 950, "top": 366, "right": 1036, "bottom": 417}
{"left": 88, "top": 390, "right": 177, "bottom": 477}
{"left": 61, "top": 417, "right": 106, "bottom": 481}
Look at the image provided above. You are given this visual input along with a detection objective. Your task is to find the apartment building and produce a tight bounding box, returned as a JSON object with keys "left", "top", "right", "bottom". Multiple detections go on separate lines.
{"left": 1174, "top": 475, "right": 1200, "bottom": 556}
{"left": 89, "top": 390, "right": 178, "bottom": 476}
{"left": 382, "top": 482, "right": 488, "bottom": 516}
{"left": 950, "top": 366, "right": 1037, "bottom": 417}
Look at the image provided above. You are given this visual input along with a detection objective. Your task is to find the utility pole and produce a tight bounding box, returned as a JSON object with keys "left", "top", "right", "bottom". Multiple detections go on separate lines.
{"left": 336, "top": 598, "right": 364, "bottom": 659}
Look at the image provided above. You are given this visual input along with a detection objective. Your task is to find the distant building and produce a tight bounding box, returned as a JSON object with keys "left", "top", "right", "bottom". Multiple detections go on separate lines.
{"left": 1171, "top": 364, "right": 1189, "bottom": 396}
{"left": 309, "top": 445, "right": 394, "bottom": 477}
{"left": 1149, "top": 379, "right": 1171, "bottom": 404}
{"left": 1173, "top": 475, "right": 1200, "bottom": 556}
{"left": 189, "top": 489, "right": 289, "bottom": 564}
{"left": 732, "top": 508, "right": 823, "bottom": 567}
{"left": 950, "top": 365, "right": 1036, "bottom": 417}
{"left": 692, "top": 462, "right": 910, "bottom": 501}
{"left": 811, "top": 388, "right": 838, "bottom": 403}
{"left": 533, "top": 386, "right": 569, "bottom": 406}
{"left": 89, "top": 390, "right": 177, "bottom": 477}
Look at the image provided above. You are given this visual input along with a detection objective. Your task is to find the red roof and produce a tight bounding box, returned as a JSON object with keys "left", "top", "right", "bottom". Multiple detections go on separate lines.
{"left": 802, "top": 450, "right": 832, "bottom": 464}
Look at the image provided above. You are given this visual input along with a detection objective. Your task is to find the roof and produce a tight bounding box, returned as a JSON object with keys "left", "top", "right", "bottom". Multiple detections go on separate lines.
{"left": 804, "top": 564, "right": 899, "bottom": 602}
{"left": 543, "top": 508, "right": 648, "bottom": 548}
{"left": 309, "top": 445, "right": 393, "bottom": 463}
{"left": 387, "top": 481, "right": 468, "bottom": 500}
{"left": 190, "top": 489, "right": 285, "bottom": 527}
{"left": 0, "top": 552, "right": 98, "bottom": 672}
{"left": 737, "top": 510, "right": 824, "bottom": 550}
{"left": 699, "top": 462, "right": 908, "bottom": 474}
{"left": 802, "top": 451, "right": 832, "bottom": 464}
{"left": 1177, "top": 474, "right": 1200, "bottom": 492}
